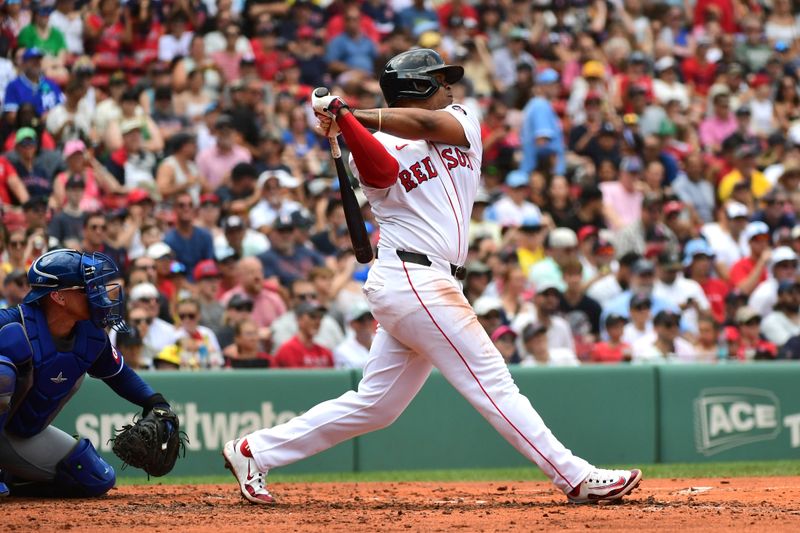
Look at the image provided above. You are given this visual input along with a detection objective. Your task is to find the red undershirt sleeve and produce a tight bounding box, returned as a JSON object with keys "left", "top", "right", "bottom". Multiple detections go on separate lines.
{"left": 338, "top": 112, "right": 399, "bottom": 189}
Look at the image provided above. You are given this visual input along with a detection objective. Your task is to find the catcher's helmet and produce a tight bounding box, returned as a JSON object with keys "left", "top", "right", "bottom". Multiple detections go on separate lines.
{"left": 24, "top": 249, "right": 127, "bottom": 331}
{"left": 379, "top": 49, "right": 464, "bottom": 107}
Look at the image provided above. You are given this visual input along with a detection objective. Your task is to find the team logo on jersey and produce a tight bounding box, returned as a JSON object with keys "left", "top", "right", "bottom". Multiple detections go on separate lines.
{"left": 50, "top": 371, "right": 68, "bottom": 384}
{"left": 398, "top": 156, "right": 439, "bottom": 192}
{"left": 451, "top": 105, "right": 467, "bottom": 115}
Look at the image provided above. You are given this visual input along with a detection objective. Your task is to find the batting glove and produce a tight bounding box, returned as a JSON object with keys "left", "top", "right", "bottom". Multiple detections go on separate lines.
{"left": 312, "top": 89, "right": 350, "bottom": 120}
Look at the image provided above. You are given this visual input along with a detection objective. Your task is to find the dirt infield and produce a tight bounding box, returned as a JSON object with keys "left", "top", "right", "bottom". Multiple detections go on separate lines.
{"left": 3, "top": 476, "right": 800, "bottom": 532}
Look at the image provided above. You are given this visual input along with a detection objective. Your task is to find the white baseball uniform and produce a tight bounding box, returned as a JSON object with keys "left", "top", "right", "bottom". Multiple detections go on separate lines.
{"left": 245, "top": 104, "right": 592, "bottom": 492}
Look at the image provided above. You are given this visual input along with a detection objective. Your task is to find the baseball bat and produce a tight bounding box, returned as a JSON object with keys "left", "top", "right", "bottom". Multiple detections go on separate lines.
{"left": 314, "top": 87, "right": 374, "bottom": 264}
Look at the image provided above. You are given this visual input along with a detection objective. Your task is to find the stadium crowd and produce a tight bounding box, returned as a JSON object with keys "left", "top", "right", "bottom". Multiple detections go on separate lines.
{"left": 1, "top": 0, "right": 800, "bottom": 369}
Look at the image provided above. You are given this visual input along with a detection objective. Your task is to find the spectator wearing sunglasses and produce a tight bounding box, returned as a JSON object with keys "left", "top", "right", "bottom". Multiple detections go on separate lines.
{"left": 162, "top": 298, "right": 223, "bottom": 370}
{"left": 270, "top": 278, "right": 344, "bottom": 352}
{"left": 272, "top": 301, "right": 334, "bottom": 369}
{"left": 116, "top": 305, "right": 156, "bottom": 370}
{"left": 164, "top": 192, "right": 216, "bottom": 277}
{"left": 80, "top": 211, "right": 127, "bottom": 270}
{"left": 631, "top": 310, "right": 693, "bottom": 363}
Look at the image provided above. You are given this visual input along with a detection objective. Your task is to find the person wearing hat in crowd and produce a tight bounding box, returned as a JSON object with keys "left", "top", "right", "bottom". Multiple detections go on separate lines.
{"left": 682, "top": 238, "right": 730, "bottom": 324}
{"left": 101, "top": 117, "right": 159, "bottom": 190}
{"left": 567, "top": 92, "right": 607, "bottom": 158}
{"left": 51, "top": 139, "right": 123, "bottom": 212}
{"left": 332, "top": 300, "right": 376, "bottom": 369}
{"left": 463, "top": 260, "right": 491, "bottom": 305}
{"left": 193, "top": 258, "right": 225, "bottom": 335}
{"left": 258, "top": 213, "right": 325, "bottom": 287}
{"left": 467, "top": 292, "right": 502, "bottom": 330}
{"left": 196, "top": 114, "right": 252, "bottom": 191}
{"left": 249, "top": 169, "right": 303, "bottom": 232}
{"left": 749, "top": 246, "right": 800, "bottom": 317}
{"left": 622, "top": 292, "right": 654, "bottom": 346}
{"left": 10, "top": 128, "right": 52, "bottom": 202}
{"left": 110, "top": 282, "right": 177, "bottom": 369}
{"left": 197, "top": 193, "right": 223, "bottom": 239}
{"left": 160, "top": 297, "right": 223, "bottom": 370}
{"left": 701, "top": 201, "right": 750, "bottom": 275}
{"left": 590, "top": 314, "right": 631, "bottom": 363}
{"left": 48, "top": 173, "right": 86, "bottom": 248}
{"left": 734, "top": 305, "right": 777, "bottom": 360}
{"left": 565, "top": 61, "right": 608, "bottom": 127}
{"left": 3, "top": 47, "right": 64, "bottom": 121}
{"left": 217, "top": 293, "right": 257, "bottom": 356}
{"left": 219, "top": 214, "right": 270, "bottom": 258}
{"left": 490, "top": 325, "right": 520, "bottom": 365}
{"left": 613, "top": 192, "right": 678, "bottom": 257}
{"left": 512, "top": 279, "right": 575, "bottom": 360}
{"left": 270, "top": 276, "right": 344, "bottom": 353}
{"left": 653, "top": 56, "right": 688, "bottom": 110}
{"left": 509, "top": 214, "right": 544, "bottom": 277}
{"left": 519, "top": 322, "right": 579, "bottom": 367}
{"left": 724, "top": 105, "right": 758, "bottom": 150}
{"left": 0, "top": 269, "right": 29, "bottom": 309}
{"left": 653, "top": 250, "right": 710, "bottom": 335}
{"left": 21, "top": 197, "right": 48, "bottom": 233}
{"left": 527, "top": 227, "right": 578, "bottom": 288}
{"left": 586, "top": 251, "right": 639, "bottom": 304}
{"left": 729, "top": 221, "right": 772, "bottom": 296}
{"left": 144, "top": 241, "right": 176, "bottom": 302}
{"left": 581, "top": 232, "right": 616, "bottom": 286}
{"left": 489, "top": 170, "right": 542, "bottom": 228}
{"left": 490, "top": 27, "right": 535, "bottom": 92}
{"left": 718, "top": 143, "right": 771, "bottom": 203}
{"left": 599, "top": 156, "right": 644, "bottom": 230}
{"left": 632, "top": 310, "right": 693, "bottom": 363}
{"left": 44, "top": 77, "right": 90, "bottom": 146}
{"left": 163, "top": 192, "right": 216, "bottom": 277}
{"left": 761, "top": 281, "right": 800, "bottom": 347}
{"left": 214, "top": 245, "right": 240, "bottom": 299}
{"left": 156, "top": 131, "right": 205, "bottom": 204}
{"left": 272, "top": 301, "right": 334, "bottom": 369}
{"left": 520, "top": 68, "right": 565, "bottom": 179}
{"left": 602, "top": 257, "right": 678, "bottom": 332}
{"left": 672, "top": 151, "right": 715, "bottom": 223}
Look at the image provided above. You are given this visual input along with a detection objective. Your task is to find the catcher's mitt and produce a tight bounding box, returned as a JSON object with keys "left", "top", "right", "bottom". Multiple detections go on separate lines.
{"left": 111, "top": 404, "right": 186, "bottom": 477}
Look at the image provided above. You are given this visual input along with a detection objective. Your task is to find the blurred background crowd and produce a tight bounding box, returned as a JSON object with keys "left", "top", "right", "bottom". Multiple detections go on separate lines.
{"left": 1, "top": 0, "right": 800, "bottom": 369}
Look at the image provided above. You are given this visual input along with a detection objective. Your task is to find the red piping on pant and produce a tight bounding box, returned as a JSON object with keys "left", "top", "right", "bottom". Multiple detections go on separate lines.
{"left": 402, "top": 262, "right": 575, "bottom": 491}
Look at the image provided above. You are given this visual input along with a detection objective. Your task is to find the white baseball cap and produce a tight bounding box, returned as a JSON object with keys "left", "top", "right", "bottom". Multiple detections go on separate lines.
{"left": 744, "top": 221, "right": 770, "bottom": 241}
{"left": 130, "top": 282, "right": 159, "bottom": 301}
{"left": 345, "top": 300, "right": 372, "bottom": 323}
{"left": 473, "top": 296, "right": 503, "bottom": 317}
{"left": 725, "top": 201, "right": 749, "bottom": 219}
{"left": 257, "top": 169, "right": 300, "bottom": 189}
{"left": 146, "top": 242, "right": 173, "bottom": 260}
{"left": 771, "top": 246, "right": 798, "bottom": 268}
{"left": 548, "top": 227, "right": 578, "bottom": 249}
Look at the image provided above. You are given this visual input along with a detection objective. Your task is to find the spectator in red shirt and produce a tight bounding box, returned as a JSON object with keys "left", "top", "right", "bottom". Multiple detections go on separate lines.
{"left": 681, "top": 37, "right": 717, "bottom": 97}
{"left": 273, "top": 301, "right": 334, "bottom": 369}
{"left": 729, "top": 221, "right": 771, "bottom": 296}
{"left": 734, "top": 306, "right": 777, "bottom": 360}
{"left": 684, "top": 238, "right": 729, "bottom": 323}
{"left": 590, "top": 314, "right": 632, "bottom": 363}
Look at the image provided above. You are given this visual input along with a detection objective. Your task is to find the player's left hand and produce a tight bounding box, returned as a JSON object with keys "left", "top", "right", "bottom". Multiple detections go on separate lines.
{"left": 312, "top": 89, "right": 349, "bottom": 119}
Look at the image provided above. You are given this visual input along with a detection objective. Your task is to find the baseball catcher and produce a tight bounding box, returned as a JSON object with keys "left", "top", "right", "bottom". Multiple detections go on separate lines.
{"left": 0, "top": 249, "right": 181, "bottom": 497}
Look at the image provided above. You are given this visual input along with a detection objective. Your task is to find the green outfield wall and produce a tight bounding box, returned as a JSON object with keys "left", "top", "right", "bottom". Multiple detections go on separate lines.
{"left": 51, "top": 364, "right": 800, "bottom": 479}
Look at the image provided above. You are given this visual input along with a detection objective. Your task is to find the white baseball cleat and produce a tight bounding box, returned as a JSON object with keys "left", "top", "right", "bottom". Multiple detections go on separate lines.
{"left": 567, "top": 468, "right": 642, "bottom": 504}
{"left": 222, "top": 438, "right": 275, "bottom": 504}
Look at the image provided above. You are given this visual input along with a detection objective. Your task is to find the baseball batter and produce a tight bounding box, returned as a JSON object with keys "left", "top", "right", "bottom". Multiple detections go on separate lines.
{"left": 224, "top": 49, "right": 641, "bottom": 505}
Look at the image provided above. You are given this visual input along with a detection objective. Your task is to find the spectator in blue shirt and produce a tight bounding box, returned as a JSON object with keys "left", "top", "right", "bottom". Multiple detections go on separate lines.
{"left": 397, "top": 0, "right": 439, "bottom": 36}
{"left": 164, "top": 192, "right": 215, "bottom": 278}
{"left": 258, "top": 214, "right": 324, "bottom": 287}
{"left": 325, "top": 5, "right": 378, "bottom": 76}
{"left": 520, "top": 68, "right": 566, "bottom": 177}
{"left": 3, "top": 48, "right": 64, "bottom": 121}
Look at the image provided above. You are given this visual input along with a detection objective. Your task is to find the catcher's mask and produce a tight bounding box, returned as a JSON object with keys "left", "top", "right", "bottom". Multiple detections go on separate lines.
{"left": 25, "top": 249, "right": 128, "bottom": 332}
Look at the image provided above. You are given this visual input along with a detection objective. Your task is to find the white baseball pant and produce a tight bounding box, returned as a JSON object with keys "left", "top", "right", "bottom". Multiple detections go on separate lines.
{"left": 247, "top": 250, "right": 592, "bottom": 492}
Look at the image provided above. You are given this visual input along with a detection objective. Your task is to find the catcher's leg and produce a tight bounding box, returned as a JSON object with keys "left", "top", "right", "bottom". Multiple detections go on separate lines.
{"left": 246, "top": 327, "right": 432, "bottom": 471}
{"left": 0, "top": 428, "right": 115, "bottom": 497}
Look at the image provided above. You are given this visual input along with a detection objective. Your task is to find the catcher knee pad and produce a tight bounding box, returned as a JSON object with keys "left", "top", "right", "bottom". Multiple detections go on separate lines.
{"left": 0, "top": 357, "right": 16, "bottom": 430}
{"left": 54, "top": 438, "right": 116, "bottom": 497}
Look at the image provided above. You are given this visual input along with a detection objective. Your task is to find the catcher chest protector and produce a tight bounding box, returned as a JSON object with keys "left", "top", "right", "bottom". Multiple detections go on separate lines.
{"left": 379, "top": 48, "right": 464, "bottom": 106}
{"left": 5, "top": 304, "right": 106, "bottom": 438}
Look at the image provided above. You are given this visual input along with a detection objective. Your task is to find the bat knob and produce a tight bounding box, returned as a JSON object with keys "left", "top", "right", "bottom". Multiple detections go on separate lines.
{"left": 314, "top": 87, "right": 329, "bottom": 98}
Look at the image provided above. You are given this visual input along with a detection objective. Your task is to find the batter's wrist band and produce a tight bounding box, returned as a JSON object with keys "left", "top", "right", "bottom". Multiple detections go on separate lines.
{"left": 328, "top": 97, "right": 349, "bottom": 117}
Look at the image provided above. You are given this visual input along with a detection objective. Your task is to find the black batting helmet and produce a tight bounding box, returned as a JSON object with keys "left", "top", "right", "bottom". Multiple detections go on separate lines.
{"left": 379, "top": 49, "right": 464, "bottom": 107}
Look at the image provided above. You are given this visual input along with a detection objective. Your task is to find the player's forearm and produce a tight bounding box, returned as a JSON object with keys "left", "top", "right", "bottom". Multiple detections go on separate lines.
{"left": 337, "top": 111, "right": 398, "bottom": 188}
{"left": 351, "top": 107, "right": 467, "bottom": 146}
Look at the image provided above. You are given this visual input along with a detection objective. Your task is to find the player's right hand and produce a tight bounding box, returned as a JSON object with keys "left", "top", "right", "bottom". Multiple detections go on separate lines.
{"left": 315, "top": 112, "right": 341, "bottom": 138}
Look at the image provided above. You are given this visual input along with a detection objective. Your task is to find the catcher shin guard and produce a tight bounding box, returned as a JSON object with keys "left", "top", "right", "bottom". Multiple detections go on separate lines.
{"left": 54, "top": 438, "right": 116, "bottom": 497}
{"left": 0, "top": 358, "right": 15, "bottom": 431}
